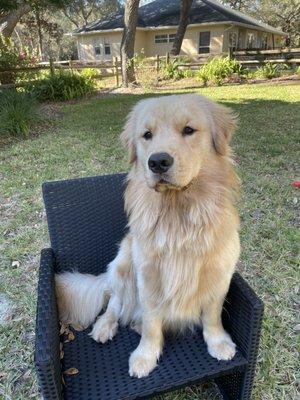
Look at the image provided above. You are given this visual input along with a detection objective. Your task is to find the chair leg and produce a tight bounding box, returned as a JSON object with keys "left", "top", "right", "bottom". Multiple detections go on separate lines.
{"left": 215, "top": 364, "right": 255, "bottom": 400}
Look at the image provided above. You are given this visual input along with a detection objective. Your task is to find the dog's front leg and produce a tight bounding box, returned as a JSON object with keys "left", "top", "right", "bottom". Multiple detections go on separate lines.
{"left": 202, "top": 296, "right": 236, "bottom": 361}
{"left": 129, "top": 313, "right": 163, "bottom": 378}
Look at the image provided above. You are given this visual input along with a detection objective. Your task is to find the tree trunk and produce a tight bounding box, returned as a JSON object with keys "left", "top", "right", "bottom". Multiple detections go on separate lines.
{"left": 120, "top": 0, "right": 140, "bottom": 87}
{"left": 35, "top": 10, "right": 43, "bottom": 61}
{"left": 170, "top": 0, "right": 193, "bottom": 56}
{"left": 0, "top": 2, "right": 31, "bottom": 38}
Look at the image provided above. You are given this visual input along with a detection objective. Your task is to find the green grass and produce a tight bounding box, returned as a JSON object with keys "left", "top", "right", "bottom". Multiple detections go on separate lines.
{"left": 0, "top": 84, "right": 299, "bottom": 399}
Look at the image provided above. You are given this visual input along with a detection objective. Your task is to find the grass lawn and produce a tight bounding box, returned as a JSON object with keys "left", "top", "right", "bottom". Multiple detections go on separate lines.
{"left": 0, "top": 83, "right": 299, "bottom": 400}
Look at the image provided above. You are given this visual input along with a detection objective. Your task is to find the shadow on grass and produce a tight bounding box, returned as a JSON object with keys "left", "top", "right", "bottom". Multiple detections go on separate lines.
{"left": 1, "top": 89, "right": 299, "bottom": 153}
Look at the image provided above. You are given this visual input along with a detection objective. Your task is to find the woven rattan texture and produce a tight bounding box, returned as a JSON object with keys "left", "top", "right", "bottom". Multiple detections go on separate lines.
{"left": 35, "top": 248, "right": 62, "bottom": 400}
{"left": 43, "top": 173, "right": 127, "bottom": 274}
{"left": 36, "top": 173, "right": 264, "bottom": 400}
{"left": 61, "top": 325, "right": 247, "bottom": 400}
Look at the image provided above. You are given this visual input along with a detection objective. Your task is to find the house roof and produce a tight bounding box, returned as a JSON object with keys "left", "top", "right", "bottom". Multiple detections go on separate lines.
{"left": 74, "top": 0, "right": 285, "bottom": 36}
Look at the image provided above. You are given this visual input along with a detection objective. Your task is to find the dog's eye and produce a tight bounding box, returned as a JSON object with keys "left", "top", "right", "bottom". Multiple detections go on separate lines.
{"left": 143, "top": 131, "right": 153, "bottom": 140}
{"left": 182, "top": 126, "right": 195, "bottom": 136}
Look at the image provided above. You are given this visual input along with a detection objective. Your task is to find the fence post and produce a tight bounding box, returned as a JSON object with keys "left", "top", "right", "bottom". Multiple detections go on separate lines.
{"left": 49, "top": 57, "right": 55, "bottom": 76}
{"left": 166, "top": 52, "right": 170, "bottom": 65}
{"left": 114, "top": 57, "right": 119, "bottom": 86}
{"left": 156, "top": 54, "right": 160, "bottom": 73}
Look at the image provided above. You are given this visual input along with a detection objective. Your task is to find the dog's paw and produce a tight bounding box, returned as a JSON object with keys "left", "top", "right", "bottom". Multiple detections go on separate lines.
{"left": 206, "top": 332, "right": 236, "bottom": 361}
{"left": 89, "top": 315, "right": 118, "bottom": 344}
{"left": 129, "top": 349, "right": 157, "bottom": 378}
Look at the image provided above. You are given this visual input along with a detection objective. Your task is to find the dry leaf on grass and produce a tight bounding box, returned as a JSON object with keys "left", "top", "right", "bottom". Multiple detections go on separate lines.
{"left": 11, "top": 260, "right": 20, "bottom": 268}
{"left": 63, "top": 368, "right": 79, "bottom": 376}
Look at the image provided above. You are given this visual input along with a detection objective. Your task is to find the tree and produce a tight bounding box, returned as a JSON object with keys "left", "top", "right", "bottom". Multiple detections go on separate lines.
{"left": 61, "top": 0, "right": 120, "bottom": 28}
{"left": 170, "top": 0, "right": 193, "bottom": 55}
{"left": 221, "top": 0, "right": 300, "bottom": 46}
{"left": 120, "top": 0, "right": 140, "bottom": 87}
{"left": 0, "top": 1, "right": 31, "bottom": 37}
{"left": 0, "top": 0, "right": 68, "bottom": 38}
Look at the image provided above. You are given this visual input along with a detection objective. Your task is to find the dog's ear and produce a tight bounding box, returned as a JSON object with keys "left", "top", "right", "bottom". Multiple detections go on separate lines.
{"left": 121, "top": 110, "right": 137, "bottom": 164}
{"left": 208, "top": 102, "right": 237, "bottom": 156}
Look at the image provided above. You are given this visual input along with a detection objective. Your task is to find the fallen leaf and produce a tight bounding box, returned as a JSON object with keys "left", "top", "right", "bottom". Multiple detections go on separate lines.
{"left": 59, "top": 323, "right": 70, "bottom": 336}
{"left": 293, "top": 324, "right": 300, "bottom": 333}
{"left": 11, "top": 260, "right": 20, "bottom": 268}
{"left": 63, "top": 368, "right": 79, "bottom": 376}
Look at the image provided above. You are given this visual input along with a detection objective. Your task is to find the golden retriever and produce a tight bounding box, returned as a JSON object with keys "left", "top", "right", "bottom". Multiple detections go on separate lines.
{"left": 55, "top": 93, "right": 240, "bottom": 378}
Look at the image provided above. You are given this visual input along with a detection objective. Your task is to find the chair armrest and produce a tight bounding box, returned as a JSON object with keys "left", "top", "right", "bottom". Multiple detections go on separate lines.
{"left": 223, "top": 272, "right": 264, "bottom": 361}
{"left": 35, "top": 248, "right": 62, "bottom": 400}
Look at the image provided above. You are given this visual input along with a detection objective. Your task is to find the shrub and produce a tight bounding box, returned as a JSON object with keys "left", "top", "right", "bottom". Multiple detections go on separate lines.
{"left": 0, "top": 35, "right": 37, "bottom": 85}
{"left": 255, "top": 62, "right": 280, "bottom": 79}
{"left": 296, "top": 66, "right": 300, "bottom": 76}
{"left": 182, "top": 69, "right": 196, "bottom": 78}
{"left": 133, "top": 53, "right": 159, "bottom": 88}
{"left": 163, "top": 59, "right": 184, "bottom": 80}
{"left": 26, "top": 70, "right": 96, "bottom": 101}
{"left": 0, "top": 89, "right": 39, "bottom": 137}
{"left": 80, "top": 68, "right": 100, "bottom": 80}
{"left": 197, "top": 57, "right": 248, "bottom": 85}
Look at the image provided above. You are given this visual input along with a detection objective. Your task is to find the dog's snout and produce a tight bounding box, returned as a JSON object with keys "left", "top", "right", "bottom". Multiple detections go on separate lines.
{"left": 148, "top": 152, "right": 174, "bottom": 174}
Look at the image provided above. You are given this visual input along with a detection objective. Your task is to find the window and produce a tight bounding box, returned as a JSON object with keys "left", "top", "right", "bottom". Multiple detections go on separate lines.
{"left": 168, "top": 34, "right": 176, "bottom": 43}
{"left": 104, "top": 43, "right": 111, "bottom": 55}
{"left": 94, "top": 45, "right": 101, "bottom": 56}
{"left": 155, "top": 34, "right": 176, "bottom": 44}
{"left": 199, "top": 31, "right": 210, "bottom": 53}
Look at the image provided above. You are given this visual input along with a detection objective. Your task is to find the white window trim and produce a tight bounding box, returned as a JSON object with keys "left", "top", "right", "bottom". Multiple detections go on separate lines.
{"left": 199, "top": 31, "right": 211, "bottom": 54}
{"left": 154, "top": 33, "right": 176, "bottom": 44}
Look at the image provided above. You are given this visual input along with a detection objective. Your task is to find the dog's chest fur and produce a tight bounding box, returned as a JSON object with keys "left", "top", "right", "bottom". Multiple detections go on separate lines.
{"left": 125, "top": 177, "right": 234, "bottom": 323}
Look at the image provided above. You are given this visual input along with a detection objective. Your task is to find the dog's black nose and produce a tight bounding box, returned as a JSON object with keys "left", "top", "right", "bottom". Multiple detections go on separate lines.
{"left": 148, "top": 152, "right": 174, "bottom": 173}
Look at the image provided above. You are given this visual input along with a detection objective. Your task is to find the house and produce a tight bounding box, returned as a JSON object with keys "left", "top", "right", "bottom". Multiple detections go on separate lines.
{"left": 73, "top": 0, "right": 286, "bottom": 62}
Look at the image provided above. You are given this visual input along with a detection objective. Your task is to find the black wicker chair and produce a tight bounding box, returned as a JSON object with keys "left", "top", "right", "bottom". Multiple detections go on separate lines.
{"left": 35, "top": 173, "right": 264, "bottom": 400}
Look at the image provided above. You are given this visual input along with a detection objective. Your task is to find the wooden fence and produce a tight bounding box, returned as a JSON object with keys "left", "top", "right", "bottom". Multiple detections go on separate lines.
{"left": 232, "top": 47, "right": 300, "bottom": 67}
{"left": 1, "top": 48, "right": 299, "bottom": 89}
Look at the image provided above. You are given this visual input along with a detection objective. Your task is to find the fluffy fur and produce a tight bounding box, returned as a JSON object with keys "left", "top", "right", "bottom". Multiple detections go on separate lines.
{"left": 55, "top": 94, "right": 241, "bottom": 378}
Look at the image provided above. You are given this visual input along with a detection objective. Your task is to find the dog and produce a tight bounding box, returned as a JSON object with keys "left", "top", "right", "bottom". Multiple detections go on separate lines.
{"left": 55, "top": 93, "right": 240, "bottom": 378}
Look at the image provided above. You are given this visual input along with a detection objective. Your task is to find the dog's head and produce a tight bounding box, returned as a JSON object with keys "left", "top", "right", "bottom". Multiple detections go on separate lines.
{"left": 121, "top": 94, "right": 237, "bottom": 192}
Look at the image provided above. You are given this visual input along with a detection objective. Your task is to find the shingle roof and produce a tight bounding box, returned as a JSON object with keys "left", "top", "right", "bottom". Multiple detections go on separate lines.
{"left": 74, "top": 0, "right": 284, "bottom": 35}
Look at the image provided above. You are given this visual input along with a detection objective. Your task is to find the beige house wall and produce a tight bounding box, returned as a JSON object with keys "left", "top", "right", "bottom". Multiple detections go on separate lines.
{"left": 77, "top": 25, "right": 285, "bottom": 61}
{"left": 77, "top": 32, "right": 122, "bottom": 61}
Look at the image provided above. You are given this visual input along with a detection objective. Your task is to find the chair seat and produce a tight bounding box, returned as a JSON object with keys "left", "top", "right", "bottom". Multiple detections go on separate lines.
{"left": 62, "top": 325, "right": 247, "bottom": 400}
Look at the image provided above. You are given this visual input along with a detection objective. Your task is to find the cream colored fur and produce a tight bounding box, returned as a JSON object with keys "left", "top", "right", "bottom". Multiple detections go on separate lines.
{"left": 55, "top": 94, "right": 240, "bottom": 378}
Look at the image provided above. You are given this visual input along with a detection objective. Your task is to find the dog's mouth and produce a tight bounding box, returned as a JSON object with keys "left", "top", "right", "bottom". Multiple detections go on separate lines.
{"left": 154, "top": 178, "right": 184, "bottom": 192}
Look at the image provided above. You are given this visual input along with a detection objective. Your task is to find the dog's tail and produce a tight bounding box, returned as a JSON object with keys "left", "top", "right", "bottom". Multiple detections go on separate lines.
{"left": 55, "top": 272, "right": 109, "bottom": 329}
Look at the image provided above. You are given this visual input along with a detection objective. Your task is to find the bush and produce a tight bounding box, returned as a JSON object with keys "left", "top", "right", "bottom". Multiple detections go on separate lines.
{"left": 26, "top": 70, "right": 96, "bottom": 101}
{"left": 80, "top": 68, "right": 100, "bottom": 80}
{"left": 296, "top": 66, "right": 300, "bottom": 76}
{"left": 163, "top": 59, "right": 184, "bottom": 80}
{"left": 0, "top": 90, "right": 39, "bottom": 137}
{"left": 182, "top": 69, "right": 196, "bottom": 79}
{"left": 255, "top": 62, "right": 280, "bottom": 79}
{"left": 197, "top": 57, "right": 248, "bottom": 85}
{"left": 0, "top": 35, "right": 37, "bottom": 85}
